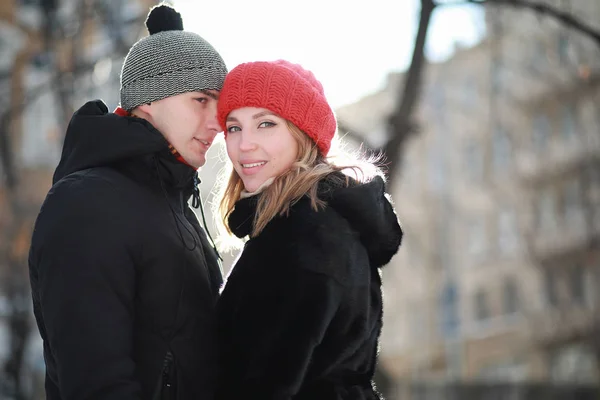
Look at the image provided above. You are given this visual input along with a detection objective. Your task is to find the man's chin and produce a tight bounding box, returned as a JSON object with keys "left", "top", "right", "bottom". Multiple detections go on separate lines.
{"left": 194, "top": 158, "right": 205, "bottom": 169}
{"left": 182, "top": 154, "right": 203, "bottom": 169}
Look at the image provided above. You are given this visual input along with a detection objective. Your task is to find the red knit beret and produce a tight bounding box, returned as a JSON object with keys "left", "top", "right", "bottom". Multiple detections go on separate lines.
{"left": 217, "top": 60, "right": 337, "bottom": 156}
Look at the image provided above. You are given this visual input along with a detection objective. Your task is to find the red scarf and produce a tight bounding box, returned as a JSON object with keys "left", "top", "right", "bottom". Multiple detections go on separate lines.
{"left": 114, "top": 107, "right": 194, "bottom": 168}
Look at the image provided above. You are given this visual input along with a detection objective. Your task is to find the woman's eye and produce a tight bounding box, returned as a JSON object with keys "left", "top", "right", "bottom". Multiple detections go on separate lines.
{"left": 258, "top": 121, "right": 275, "bottom": 128}
{"left": 227, "top": 125, "right": 241, "bottom": 133}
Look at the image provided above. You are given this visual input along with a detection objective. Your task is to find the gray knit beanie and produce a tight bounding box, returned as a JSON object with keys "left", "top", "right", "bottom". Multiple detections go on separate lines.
{"left": 119, "top": 3, "right": 228, "bottom": 111}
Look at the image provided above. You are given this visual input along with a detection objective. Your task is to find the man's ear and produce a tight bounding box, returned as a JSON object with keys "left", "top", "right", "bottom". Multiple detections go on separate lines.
{"left": 136, "top": 103, "right": 152, "bottom": 115}
{"left": 131, "top": 103, "right": 153, "bottom": 121}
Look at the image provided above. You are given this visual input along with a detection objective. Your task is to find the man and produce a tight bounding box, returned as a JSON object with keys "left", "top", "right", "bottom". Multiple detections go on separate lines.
{"left": 28, "top": 4, "right": 227, "bottom": 399}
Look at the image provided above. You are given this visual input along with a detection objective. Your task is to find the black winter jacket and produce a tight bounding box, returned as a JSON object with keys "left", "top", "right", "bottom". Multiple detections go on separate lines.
{"left": 29, "top": 100, "right": 223, "bottom": 400}
{"left": 217, "top": 174, "right": 403, "bottom": 400}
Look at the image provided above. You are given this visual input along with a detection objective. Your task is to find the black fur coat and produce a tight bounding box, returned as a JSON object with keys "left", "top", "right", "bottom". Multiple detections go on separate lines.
{"left": 217, "top": 174, "right": 403, "bottom": 400}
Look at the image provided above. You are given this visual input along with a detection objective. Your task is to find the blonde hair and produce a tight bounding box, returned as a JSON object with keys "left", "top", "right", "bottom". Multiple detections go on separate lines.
{"left": 215, "top": 121, "right": 381, "bottom": 249}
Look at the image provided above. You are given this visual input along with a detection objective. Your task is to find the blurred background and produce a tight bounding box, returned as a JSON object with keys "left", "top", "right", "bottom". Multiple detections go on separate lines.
{"left": 0, "top": 0, "right": 599, "bottom": 399}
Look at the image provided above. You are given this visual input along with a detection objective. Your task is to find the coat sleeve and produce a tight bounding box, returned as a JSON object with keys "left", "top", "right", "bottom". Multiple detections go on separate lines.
{"left": 217, "top": 257, "right": 343, "bottom": 400}
{"left": 31, "top": 177, "right": 141, "bottom": 400}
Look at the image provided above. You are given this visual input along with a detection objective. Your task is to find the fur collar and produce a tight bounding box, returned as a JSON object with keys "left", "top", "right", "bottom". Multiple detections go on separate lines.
{"left": 228, "top": 173, "right": 402, "bottom": 268}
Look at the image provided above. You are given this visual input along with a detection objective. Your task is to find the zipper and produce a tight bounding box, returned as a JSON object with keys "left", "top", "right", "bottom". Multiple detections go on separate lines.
{"left": 162, "top": 350, "right": 174, "bottom": 389}
{"left": 153, "top": 350, "right": 174, "bottom": 400}
{"left": 191, "top": 173, "right": 200, "bottom": 209}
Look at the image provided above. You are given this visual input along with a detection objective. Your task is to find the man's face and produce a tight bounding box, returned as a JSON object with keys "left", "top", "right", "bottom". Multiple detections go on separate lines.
{"left": 144, "top": 90, "right": 220, "bottom": 168}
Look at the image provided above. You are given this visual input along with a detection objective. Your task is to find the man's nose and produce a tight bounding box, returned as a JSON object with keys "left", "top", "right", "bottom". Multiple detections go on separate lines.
{"left": 206, "top": 101, "right": 220, "bottom": 134}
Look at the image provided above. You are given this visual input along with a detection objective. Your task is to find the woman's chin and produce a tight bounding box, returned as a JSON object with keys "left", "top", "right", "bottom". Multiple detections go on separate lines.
{"left": 242, "top": 177, "right": 272, "bottom": 194}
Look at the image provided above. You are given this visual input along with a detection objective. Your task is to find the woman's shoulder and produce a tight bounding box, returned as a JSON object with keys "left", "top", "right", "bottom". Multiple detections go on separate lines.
{"left": 282, "top": 195, "right": 353, "bottom": 237}
{"left": 264, "top": 196, "right": 355, "bottom": 248}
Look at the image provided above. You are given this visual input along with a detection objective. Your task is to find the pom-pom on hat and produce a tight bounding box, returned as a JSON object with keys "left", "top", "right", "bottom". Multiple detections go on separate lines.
{"left": 217, "top": 60, "right": 337, "bottom": 156}
{"left": 119, "top": 3, "right": 227, "bottom": 111}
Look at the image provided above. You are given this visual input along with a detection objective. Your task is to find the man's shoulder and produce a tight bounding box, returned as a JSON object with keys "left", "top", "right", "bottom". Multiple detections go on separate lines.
{"left": 54, "top": 166, "right": 124, "bottom": 188}
{"left": 43, "top": 167, "right": 132, "bottom": 216}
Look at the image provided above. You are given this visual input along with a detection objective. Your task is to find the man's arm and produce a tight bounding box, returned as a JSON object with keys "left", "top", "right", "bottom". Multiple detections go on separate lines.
{"left": 33, "top": 177, "right": 141, "bottom": 399}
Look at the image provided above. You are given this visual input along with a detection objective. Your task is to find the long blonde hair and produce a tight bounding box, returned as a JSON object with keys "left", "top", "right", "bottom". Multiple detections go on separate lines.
{"left": 216, "top": 121, "right": 381, "bottom": 248}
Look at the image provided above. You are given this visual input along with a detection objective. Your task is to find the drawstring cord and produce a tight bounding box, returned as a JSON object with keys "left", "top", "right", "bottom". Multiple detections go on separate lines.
{"left": 191, "top": 173, "right": 223, "bottom": 263}
{"left": 153, "top": 156, "right": 222, "bottom": 262}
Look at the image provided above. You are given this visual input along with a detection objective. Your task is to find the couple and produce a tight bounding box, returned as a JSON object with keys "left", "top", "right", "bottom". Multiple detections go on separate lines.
{"left": 28, "top": 4, "right": 403, "bottom": 400}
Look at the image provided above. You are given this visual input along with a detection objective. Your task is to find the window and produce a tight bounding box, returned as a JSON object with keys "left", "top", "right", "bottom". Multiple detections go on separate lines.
{"left": 561, "top": 104, "right": 577, "bottom": 142}
{"left": 440, "top": 283, "right": 459, "bottom": 338}
{"left": 570, "top": 266, "right": 586, "bottom": 306}
{"left": 557, "top": 32, "right": 569, "bottom": 65}
{"left": 492, "top": 126, "right": 512, "bottom": 173}
{"left": 532, "top": 114, "right": 551, "bottom": 152}
{"left": 464, "top": 139, "right": 483, "bottom": 183}
{"left": 503, "top": 278, "right": 520, "bottom": 315}
{"left": 498, "top": 208, "right": 518, "bottom": 254}
{"left": 467, "top": 219, "right": 487, "bottom": 257}
{"left": 474, "top": 290, "right": 490, "bottom": 321}
{"left": 537, "top": 188, "right": 557, "bottom": 232}
{"left": 491, "top": 61, "right": 502, "bottom": 95}
{"left": 530, "top": 38, "right": 547, "bottom": 72}
{"left": 563, "top": 178, "right": 582, "bottom": 225}
{"left": 545, "top": 269, "right": 558, "bottom": 308}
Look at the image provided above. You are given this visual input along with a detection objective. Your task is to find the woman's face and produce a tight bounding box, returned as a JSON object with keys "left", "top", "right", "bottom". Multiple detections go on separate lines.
{"left": 224, "top": 107, "right": 298, "bottom": 193}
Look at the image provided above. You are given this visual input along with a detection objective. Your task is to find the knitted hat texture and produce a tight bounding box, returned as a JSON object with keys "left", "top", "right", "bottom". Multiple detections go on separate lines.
{"left": 217, "top": 60, "right": 336, "bottom": 156}
{"left": 120, "top": 4, "right": 227, "bottom": 110}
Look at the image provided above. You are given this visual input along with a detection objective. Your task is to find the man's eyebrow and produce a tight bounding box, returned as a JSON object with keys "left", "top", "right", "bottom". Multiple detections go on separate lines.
{"left": 200, "top": 90, "right": 219, "bottom": 100}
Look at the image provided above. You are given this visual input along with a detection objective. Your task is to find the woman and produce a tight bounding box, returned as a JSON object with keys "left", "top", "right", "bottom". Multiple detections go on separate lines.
{"left": 215, "top": 60, "right": 403, "bottom": 399}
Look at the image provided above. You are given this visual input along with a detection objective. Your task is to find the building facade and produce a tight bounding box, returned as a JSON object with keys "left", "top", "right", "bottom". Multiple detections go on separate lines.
{"left": 336, "top": 0, "right": 600, "bottom": 387}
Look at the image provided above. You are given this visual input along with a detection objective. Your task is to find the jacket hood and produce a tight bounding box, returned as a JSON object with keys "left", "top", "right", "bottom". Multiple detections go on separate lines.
{"left": 52, "top": 100, "right": 170, "bottom": 184}
{"left": 325, "top": 175, "right": 403, "bottom": 268}
{"left": 229, "top": 173, "right": 403, "bottom": 268}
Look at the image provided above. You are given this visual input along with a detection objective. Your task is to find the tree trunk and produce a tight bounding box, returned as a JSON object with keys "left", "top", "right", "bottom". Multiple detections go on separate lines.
{"left": 383, "top": 0, "right": 436, "bottom": 182}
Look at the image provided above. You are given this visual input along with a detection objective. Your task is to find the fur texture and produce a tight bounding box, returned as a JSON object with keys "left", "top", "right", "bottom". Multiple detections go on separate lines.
{"left": 217, "top": 174, "right": 403, "bottom": 399}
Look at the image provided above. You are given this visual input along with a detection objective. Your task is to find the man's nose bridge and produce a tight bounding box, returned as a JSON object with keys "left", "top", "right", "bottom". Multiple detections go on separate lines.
{"left": 206, "top": 101, "right": 219, "bottom": 127}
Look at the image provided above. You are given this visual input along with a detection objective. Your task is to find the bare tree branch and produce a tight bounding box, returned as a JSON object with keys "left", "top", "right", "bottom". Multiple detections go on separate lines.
{"left": 437, "top": 0, "right": 600, "bottom": 47}
{"left": 378, "top": 0, "right": 600, "bottom": 188}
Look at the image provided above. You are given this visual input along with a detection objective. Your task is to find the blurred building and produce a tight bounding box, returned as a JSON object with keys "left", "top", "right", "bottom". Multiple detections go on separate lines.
{"left": 337, "top": 0, "right": 600, "bottom": 387}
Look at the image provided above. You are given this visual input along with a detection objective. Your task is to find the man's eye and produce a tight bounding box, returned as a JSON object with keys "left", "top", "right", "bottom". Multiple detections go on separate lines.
{"left": 195, "top": 97, "right": 207, "bottom": 103}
